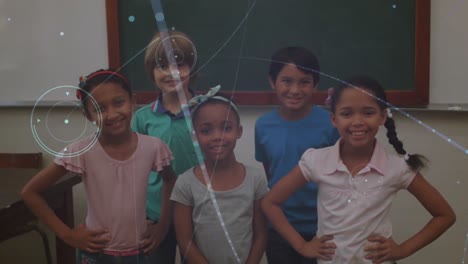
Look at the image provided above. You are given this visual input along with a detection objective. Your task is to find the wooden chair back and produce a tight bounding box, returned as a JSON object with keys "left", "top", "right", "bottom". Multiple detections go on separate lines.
{"left": 0, "top": 153, "right": 42, "bottom": 169}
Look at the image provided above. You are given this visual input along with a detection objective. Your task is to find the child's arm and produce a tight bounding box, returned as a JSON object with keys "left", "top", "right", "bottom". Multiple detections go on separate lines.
{"left": 365, "top": 173, "right": 456, "bottom": 263}
{"left": 254, "top": 123, "right": 271, "bottom": 180}
{"left": 141, "top": 165, "right": 176, "bottom": 253}
{"left": 261, "top": 165, "right": 336, "bottom": 260}
{"left": 245, "top": 199, "right": 267, "bottom": 264}
{"left": 174, "top": 202, "right": 209, "bottom": 264}
{"left": 21, "top": 163, "right": 109, "bottom": 251}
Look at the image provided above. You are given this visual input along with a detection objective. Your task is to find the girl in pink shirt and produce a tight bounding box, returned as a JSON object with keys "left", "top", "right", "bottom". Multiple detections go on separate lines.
{"left": 22, "top": 69, "right": 175, "bottom": 263}
{"left": 262, "top": 75, "right": 455, "bottom": 264}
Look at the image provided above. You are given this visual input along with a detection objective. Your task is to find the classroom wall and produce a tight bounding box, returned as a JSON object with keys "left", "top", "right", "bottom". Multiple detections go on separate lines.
{"left": 430, "top": 0, "right": 468, "bottom": 104}
{"left": 0, "top": 0, "right": 108, "bottom": 103}
{"left": 1, "top": 0, "right": 467, "bottom": 263}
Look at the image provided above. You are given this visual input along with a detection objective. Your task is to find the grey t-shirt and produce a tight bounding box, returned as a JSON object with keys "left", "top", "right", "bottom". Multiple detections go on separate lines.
{"left": 170, "top": 165, "right": 269, "bottom": 264}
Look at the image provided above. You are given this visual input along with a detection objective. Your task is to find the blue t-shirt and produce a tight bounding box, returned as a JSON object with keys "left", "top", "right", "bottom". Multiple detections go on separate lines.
{"left": 255, "top": 106, "right": 340, "bottom": 234}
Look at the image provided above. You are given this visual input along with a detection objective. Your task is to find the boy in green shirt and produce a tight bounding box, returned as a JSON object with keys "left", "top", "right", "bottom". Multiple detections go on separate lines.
{"left": 132, "top": 30, "right": 199, "bottom": 263}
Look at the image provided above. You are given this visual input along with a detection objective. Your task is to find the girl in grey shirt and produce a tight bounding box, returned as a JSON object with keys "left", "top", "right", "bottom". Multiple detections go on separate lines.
{"left": 171, "top": 91, "right": 269, "bottom": 263}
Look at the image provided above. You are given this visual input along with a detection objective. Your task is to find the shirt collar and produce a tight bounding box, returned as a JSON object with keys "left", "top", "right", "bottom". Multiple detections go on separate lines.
{"left": 151, "top": 89, "right": 196, "bottom": 118}
{"left": 323, "top": 139, "right": 387, "bottom": 176}
{"left": 367, "top": 140, "right": 387, "bottom": 175}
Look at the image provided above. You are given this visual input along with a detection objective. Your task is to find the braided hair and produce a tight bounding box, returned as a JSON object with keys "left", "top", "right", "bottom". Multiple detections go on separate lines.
{"left": 330, "top": 75, "right": 427, "bottom": 171}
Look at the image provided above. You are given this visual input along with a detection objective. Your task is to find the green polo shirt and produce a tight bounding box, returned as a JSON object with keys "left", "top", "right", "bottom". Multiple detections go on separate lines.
{"left": 132, "top": 99, "right": 199, "bottom": 221}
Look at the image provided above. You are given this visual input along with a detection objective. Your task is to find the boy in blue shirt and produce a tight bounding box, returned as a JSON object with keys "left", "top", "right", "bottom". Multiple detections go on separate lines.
{"left": 255, "top": 47, "right": 340, "bottom": 264}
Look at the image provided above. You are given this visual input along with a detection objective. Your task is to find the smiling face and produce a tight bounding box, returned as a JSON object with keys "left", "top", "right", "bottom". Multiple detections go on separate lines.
{"left": 331, "top": 87, "right": 386, "bottom": 150}
{"left": 85, "top": 82, "right": 134, "bottom": 139}
{"left": 153, "top": 63, "right": 191, "bottom": 95}
{"left": 270, "top": 63, "right": 316, "bottom": 118}
{"left": 193, "top": 102, "right": 242, "bottom": 163}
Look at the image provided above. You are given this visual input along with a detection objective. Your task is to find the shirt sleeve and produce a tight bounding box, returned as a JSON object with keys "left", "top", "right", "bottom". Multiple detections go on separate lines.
{"left": 152, "top": 139, "right": 174, "bottom": 172}
{"left": 254, "top": 120, "right": 266, "bottom": 163}
{"left": 53, "top": 142, "right": 85, "bottom": 174}
{"left": 170, "top": 173, "right": 194, "bottom": 206}
{"left": 253, "top": 169, "right": 269, "bottom": 200}
{"left": 298, "top": 148, "right": 319, "bottom": 183}
{"left": 396, "top": 159, "right": 418, "bottom": 189}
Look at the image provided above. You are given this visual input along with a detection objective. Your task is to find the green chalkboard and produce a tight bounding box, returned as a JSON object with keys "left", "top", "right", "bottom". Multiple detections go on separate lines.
{"left": 107, "top": 0, "right": 430, "bottom": 106}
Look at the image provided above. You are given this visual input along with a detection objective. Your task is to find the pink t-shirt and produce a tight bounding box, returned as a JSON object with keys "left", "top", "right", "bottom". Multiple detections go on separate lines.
{"left": 299, "top": 139, "right": 416, "bottom": 264}
{"left": 55, "top": 133, "right": 173, "bottom": 251}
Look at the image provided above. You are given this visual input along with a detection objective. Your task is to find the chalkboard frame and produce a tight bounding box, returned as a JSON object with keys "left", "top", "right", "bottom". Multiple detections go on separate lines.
{"left": 105, "top": 0, "right": 430, "bottom": 107}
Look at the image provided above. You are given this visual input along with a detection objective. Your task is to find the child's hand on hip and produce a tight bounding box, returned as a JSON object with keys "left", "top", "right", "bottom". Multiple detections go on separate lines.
{"left": 140, "top": 220, "right": 169, "bottom": 253}
{"left": 298, "top": 235, "right": 336, "bottom": 260}
{"left": 365, "top": 235, "right": 404, "bottom": 264}
{"left": 63, "top": 223, "right": 109, "bottom": 252}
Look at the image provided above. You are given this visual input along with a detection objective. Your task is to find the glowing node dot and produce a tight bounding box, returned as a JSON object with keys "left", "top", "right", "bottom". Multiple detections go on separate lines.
{"left": 171, "top": 26, "right": 175, "bottom": 30}
{"left": 64, "top": 148, "right": 68, "bottom": 151}
{"left": 36, "top": 118, "right": 41, "bottom": 123}
{"left": 92, "top": 121, "right": 96, "bottom": 126}
{"left": 432, "top": 129, "right": 436, "bottom": 133}
{"left": 448, "top": 138, "right": 452, "bottom": 143}
{"left": 65, "top": 91, "right": 70, "bottom": 96}
{"left": 7, "top": 17, "right": 12, "bottom": 22}
{"left": 418, "top": 120, "right": 422, "bottom": 124}
{"left": 465, "top": 150, "right": 468, "bottom": 155}
{"left": 457, "top": 180, "right": 461, "bottom": 184}
{"left": 64, "top": 119, "right": 69, "bottom": 125}
{"left": 60, "top": 32, "right": 64, "bottom": 36}
{"left": 128, "top": 16, "right": 135, "bottom": 22}
{"left": 347, "top": 199, "right": 351, "bottom": 203}
{"left": 392, "top": 4, "right": 397, "bottom": 9}
{"left": 155, "top": 12, "right": 164, "bottom": 22}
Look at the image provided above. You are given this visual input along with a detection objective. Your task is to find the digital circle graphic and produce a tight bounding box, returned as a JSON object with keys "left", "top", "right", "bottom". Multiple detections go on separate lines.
{"left": 44, "top": 100, "right": 90, "bottom": 144}
{"left": 153, "top": 34, "right": 198, "bottom": 77}
{"left": 155, "top": 12, "right": 164, "bottom": 22}
{"left": 30, "top": 85, "right": 102, "bottom": 158}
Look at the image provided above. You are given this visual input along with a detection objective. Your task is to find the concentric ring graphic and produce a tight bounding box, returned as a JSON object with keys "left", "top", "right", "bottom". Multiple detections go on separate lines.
{"left": 30, "top": 85, "right": 102, "bottom": 158}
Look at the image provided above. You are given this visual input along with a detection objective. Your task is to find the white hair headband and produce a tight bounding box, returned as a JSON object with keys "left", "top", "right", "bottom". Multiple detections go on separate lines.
{"left": 188, "top": 85, "right": 238, "bottom": 112}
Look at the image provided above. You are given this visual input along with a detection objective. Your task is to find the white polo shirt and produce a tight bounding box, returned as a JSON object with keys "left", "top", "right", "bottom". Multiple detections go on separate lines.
{"left": 299, "top": 139, "right": 416, "bottom": 264}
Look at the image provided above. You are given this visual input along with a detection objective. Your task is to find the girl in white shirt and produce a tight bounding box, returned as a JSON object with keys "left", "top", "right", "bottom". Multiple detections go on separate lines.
{"left": 261, "top": 75, "right": 455, "bottom": 264}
